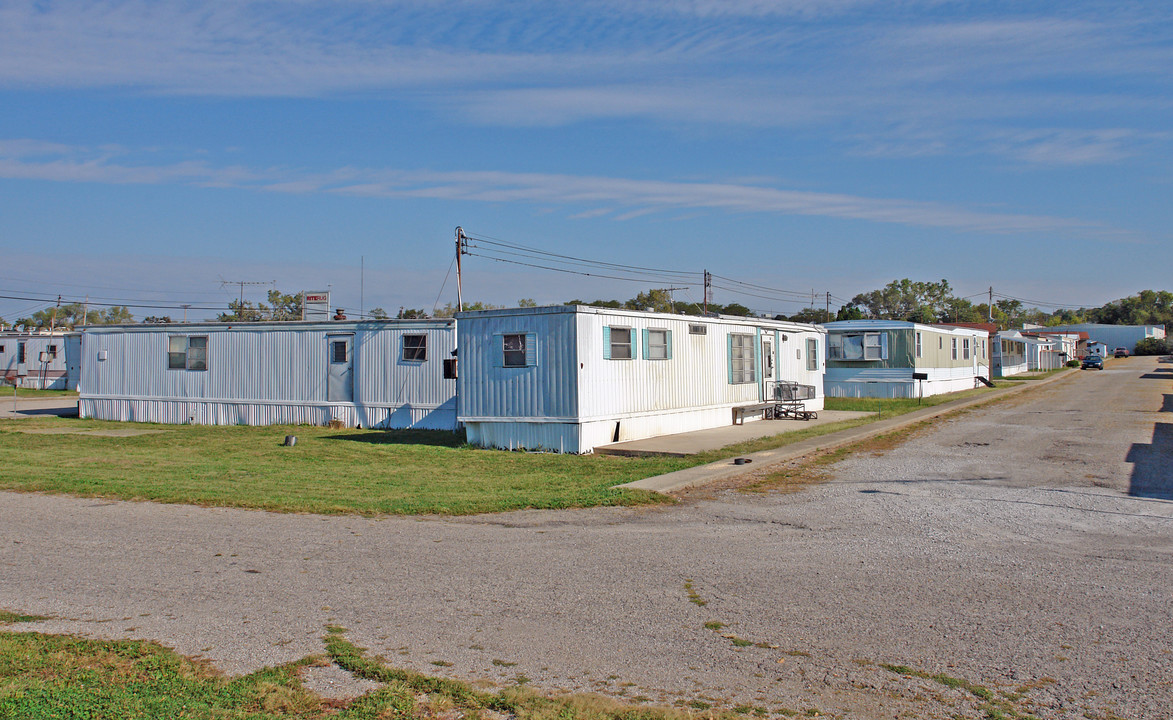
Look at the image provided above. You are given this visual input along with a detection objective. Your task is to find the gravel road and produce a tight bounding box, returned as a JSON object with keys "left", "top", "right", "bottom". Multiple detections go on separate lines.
{"left": 2, "top": 357, "right": 1171, "bottom": 719}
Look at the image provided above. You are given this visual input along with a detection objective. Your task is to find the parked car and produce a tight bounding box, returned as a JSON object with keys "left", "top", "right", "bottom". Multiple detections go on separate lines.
{"left": 1082, "top": 355, "right": 1104, "bottom": 370}
{"left": 1113, "top": 347, "right": 1130, "bottom": 358}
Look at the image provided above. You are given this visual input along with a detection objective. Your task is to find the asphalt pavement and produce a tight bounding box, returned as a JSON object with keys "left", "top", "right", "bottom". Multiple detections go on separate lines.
{"left": 2, "top": 357, "right": 1170, "bottom": 719}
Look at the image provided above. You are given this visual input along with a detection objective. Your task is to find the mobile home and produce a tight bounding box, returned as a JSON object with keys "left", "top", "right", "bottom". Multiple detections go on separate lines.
{"left": 992, "top": 331, "right": 1029, "bottom": 377}
{"left": 79, "top": 320, "right": 457, "bottom": 428}
{"left": 0, "top": 331, "right": 81, "bottom": 390}
{"left": 822, "top": 321, "right": 990, "bottom": 398}
{"left": 456, "top": 305, "right": 825, "bottom": 453}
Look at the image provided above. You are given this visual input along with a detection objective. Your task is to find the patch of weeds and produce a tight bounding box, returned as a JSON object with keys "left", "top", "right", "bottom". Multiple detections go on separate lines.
{"left": 803, "top": 709, "right": 821, "bottom": 717}
{"left": 704, "top": 621, "right": 726, "bottom": 630}
{"left": 776, "top": 709, "right": 798, "bottom": 717}
{"left": 469, "top": 644, "right": 484, "bottom": 650}
{"left": 780, "top": 649, "right": 809, "bottom": 657}
{"left": 733, "top": 706, "right": 753, "bottom": 714}
{"left": 684, "top": 580, "right": 707, "bottom": 606}
{"left": 688, "top": 700, "right": 712, "bottom": 710}
{"left": 880, "top": 663, "right": 1036, "bottom": 720}
{"left": 0, "top": 610, "right": 49, "bottom": 624}
{"left": 729, "top": 636, "right": 753, "bottom": 648}
{"left": 432, "top": 660, "right": 454, "bottom": 667}
{"left": 514, "top": 674, "right": 531, "bottom": 685}
{"left": 492, "top": 658, "right": 518, "bottom": 667}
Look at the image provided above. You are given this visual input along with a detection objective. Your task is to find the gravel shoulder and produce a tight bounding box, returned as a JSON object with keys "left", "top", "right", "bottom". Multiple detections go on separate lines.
{"left": 2, "top": 357, "right": 1171, "bottom": 719}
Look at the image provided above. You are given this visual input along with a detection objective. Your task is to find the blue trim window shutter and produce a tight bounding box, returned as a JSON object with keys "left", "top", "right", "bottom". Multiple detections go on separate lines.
{"left": 665, "top": 330, "right": 672, "bottom": 360}
{"left": 880, "top": 333, "right": 889, "bottom": 360}
{"left": 641, "top": 328, "right": 650, "bottom": 360}
{"left": 727, "top": 334, "right": 734, "bottom": 384}
{"left": 603, "top": 326, "right": 612, "bottom": 360}
{"left": 491, "top": 333, "right": 503, "bottom": 368}
{"left": 525, "top": 333, "right": 537, "bottom": 366}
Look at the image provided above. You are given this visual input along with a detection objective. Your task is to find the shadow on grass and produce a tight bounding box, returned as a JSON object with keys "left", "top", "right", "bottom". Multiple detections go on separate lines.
{"left": 321, "top": 428, "right": 467, "bottom": 448}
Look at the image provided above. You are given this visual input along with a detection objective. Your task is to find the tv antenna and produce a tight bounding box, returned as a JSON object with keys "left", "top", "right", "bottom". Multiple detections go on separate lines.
{"left": 219, "top": 278, "right": 274, "bottom": 305}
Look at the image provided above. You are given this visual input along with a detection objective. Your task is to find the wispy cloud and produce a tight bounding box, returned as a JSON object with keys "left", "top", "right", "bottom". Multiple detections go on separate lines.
{"left": 0, "top": 139, "right": 1126, "bottom": 238}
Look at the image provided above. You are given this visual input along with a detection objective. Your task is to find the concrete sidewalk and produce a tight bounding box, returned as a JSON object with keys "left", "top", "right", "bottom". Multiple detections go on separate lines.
{"left": 0, "top": 395, "right": 80, "bottom": 419}
{"left": 594, "top": 409, "right": 871, "bottom": 456}
{"left": 615, "top": 370, "right": 1076, "bottom": 494}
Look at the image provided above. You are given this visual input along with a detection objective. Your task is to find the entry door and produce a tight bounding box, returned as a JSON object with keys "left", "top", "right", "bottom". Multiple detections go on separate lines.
{"left": 761, "top": 336, "right": 774, "bottom": 400}
{"left": 327, "top": 335, "right": 354, "bottom": 402}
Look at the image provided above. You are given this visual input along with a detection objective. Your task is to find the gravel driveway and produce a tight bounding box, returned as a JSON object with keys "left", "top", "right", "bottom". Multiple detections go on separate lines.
{"left": 3, "top": 357, "right": 1171, "bottom": 719}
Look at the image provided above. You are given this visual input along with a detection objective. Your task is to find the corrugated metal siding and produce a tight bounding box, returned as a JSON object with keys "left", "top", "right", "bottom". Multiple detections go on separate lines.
{"left": 1, "top": 333, "right": 77, "bottom": 388}
{"left": 464, "top": 421, "right": 581, "bottom": 453}
{"left": 457, "top": 312, "right": 578, "bottom": 421}
{"left": 79, "top": 321, "right": 456, "bottom": 428}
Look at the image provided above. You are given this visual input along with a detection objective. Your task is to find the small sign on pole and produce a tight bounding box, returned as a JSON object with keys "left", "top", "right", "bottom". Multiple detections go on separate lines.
{"left": 302, "top": 291, "right": 330, "bottom": 321}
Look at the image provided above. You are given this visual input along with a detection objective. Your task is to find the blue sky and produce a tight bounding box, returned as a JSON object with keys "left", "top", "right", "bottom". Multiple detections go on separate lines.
{"left": 1, "top": 0, "right": 1170, "bottom": 321}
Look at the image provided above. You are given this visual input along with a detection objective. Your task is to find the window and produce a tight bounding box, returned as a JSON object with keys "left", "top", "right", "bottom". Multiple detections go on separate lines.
{"left": 18, "top": 343, "right": 25, "bottom": 363}
{"left": 168, "top": 335, "right": 207, "bottom": 371}
{"left": 729, "top": 333, "right": 756, "bottom": 384}
{"left": 828, "top": 332, "right": 883, "bottom": 361}
{"left": 331, "top": 340, "right": 348, "bottom": 363}
{"left": 806, "top": 338, "right": 819, "bottom": 371}
{"left": 503, "top": 333, "right": 527, "bottom": 367}
{"left": 402, "top": 334, "right": 427, "bottom": 362}
{"left": 688, "top": 324, "right": 707, "bottom": 335}
{"left": 608, "top": 326, "right": 633, "bottom": 360}
{"left": 0, "top": 345, "right": 5, "bottom": 353}
{"left": 951, "top": 338, "right": 958, "bottom": 360}
{"left": 48, "top": 344, "right": 58, "bottom": 358}
{"left": 939, "top": 337, "right": 943, "bottom": 350}
{"left": 646, "top": 329, "right": 670, "bottom": 360}
{"left": 915, "top": 332, "right": 922, "bottom": 359}
{"left": 963, "top": 338, "right": 971, "bottom": 360}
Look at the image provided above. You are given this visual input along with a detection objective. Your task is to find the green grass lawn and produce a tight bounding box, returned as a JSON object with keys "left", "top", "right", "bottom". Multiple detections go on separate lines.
{"left": 0, "top": 621, "right": 742, "bottom": 720}
{"left": 0, "top": 382, "right": 1014, "bottom": 516}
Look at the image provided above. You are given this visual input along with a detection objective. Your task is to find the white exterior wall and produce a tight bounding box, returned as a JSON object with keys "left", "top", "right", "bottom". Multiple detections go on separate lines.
{"left": 458, "top": 306, "right": 825, "bottom": 453}
{"left": 0, "top": 333, "right": 79, "bottom": 389}
{"left": 1043, "top": 324, "right": 1165, "bottom": 352}
{"left": 78, "top": 321, "right": 457, "bottom": 428}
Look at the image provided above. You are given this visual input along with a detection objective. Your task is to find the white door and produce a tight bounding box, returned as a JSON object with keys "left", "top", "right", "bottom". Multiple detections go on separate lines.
{"left": 327, "top": 335, "right": 353, "bottom": 402}
{"left": 761, "top": 336, "right": 774, "bottom": 400}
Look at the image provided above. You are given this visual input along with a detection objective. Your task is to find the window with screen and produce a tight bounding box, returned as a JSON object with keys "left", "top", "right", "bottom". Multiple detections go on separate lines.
{"left": 729, "top": 333, "right": 755, "bottom": 383}
{"left": 168, "top": 336, "right": 208, "bottom": 371}
{"left": 402, "top": 334, "right": 427, "bottom": 362}
{"left": 503, "top": 333, "right": 527, "bottom": 367}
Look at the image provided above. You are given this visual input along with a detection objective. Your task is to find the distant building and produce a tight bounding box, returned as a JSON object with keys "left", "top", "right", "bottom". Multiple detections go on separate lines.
{"left": 456, "top": 305, "right": 825, "bottom": 453}
{"left": 0, "top": 331, "right": 80, "bottom": 390}
{"left": 79, "top": 320, "right": 457, "bottom": 428}
{"left": 992, "top": 331, "right": 1029, "bottom": 377}
{"left": 1033, "top": 323, "right": 1165, "bottom": 353}
{"left": 823, "top": 320, "right": 991, "bottom": 398}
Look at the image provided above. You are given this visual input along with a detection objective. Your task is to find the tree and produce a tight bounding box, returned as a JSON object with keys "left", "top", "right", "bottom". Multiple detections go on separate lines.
{"left": 143, "top": 316, "right": 174, "bottom": 324}
{"left": 369, "top": 307, "right": 389, "bottom": 320}
{"left": 1134, "top": 337, "right": 1171, "bottom": 356}
{"left": 786, "top": 308, "right": 833, "bottom": 324}
{"left": 433, "top": 301, "right": 505, "bottom": 318}
{"left": 397, "top": 307, "right": 427, "bottom": 319}
{"left": 518, "top": 298, "right": 537, "bottom": 308}
{"left": 14, "top": 303, "right": 105, "bottom": 330}
{"left": 266, "top": 290, "right": 303, "bottom": 321}
{"left": 850, "top": 279, "right": 953, "bottom": 322}
{"left": 96, "top": 306, "right": 133, "bottom": 324}
{"left": 626, "top": 289, "right": 676, "bottom": 314}
{"left": 219, "top": 300, "right": 265, "bottom": 322}
{"left": 719, "top": 302, "right": 753, "bottom": 317}
{"left": 835, "top": 304, "right": 864, "bottom": 321}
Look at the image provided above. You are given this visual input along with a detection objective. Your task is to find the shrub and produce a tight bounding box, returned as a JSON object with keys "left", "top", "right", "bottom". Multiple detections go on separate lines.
{"left": 1066, "top": 360, "right": 1081, "bottom": 367}
{"left": 1134, "top": 337, "right": 1172, "bottom": 356}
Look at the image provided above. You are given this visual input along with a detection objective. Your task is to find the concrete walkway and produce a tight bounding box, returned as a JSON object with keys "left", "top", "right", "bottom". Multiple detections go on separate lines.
{"left": 0, "top": 395, "right": 79, "bottom": 419}
{"left": 594, "top": 409, "right": 870, "bottom": 456}
{"left": 616, "top": 370, "right": 1076, "bottom": 493}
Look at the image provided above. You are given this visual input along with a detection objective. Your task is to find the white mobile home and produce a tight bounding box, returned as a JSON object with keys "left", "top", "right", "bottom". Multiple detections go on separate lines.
{"left": 822, "top": 321, "right": 991, "bottom": 399}
{"left": 79, "top": 320, "right": 457, "bottom": 428}
{"left": 992, "top": 331, "right": 1029, "bottom": 377}
{"left": 456, "top": 305, "right": 825, "bottom": 453}
{"left": 0, "top": 332, "right": 81, "bottom": 390}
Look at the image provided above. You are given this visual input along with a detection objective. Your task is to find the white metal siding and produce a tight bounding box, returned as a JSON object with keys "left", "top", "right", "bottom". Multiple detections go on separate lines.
{"left": 457, "top": 311, "right": 579, "bottom": 421}
{"left": 79, "top": 322, "right": 456, "bottom": 428}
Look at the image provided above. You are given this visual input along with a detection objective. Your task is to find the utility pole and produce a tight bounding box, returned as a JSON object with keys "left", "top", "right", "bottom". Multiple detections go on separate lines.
{"left": 825, "top": 291, "right": 831, "bottom": 320}
{"left": 181, "top": 304, "right": 191, "bottom": 323}
{"left": 82, "top": 295, "right": 89, "bottom": 327}
{"left": 455, "top": 227, "right": 468, "bottom": 312}
{"left": 988, "top": 286, "right": 994, "bottom": 323}
{"left": 360, "top": 256, "right": 364, "bottom": 320}
{"left": 703, "top": 270, "right": 712, "bottom": 315}
{"left": 49, "top": 295, "right": 61, "bottom": 333}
